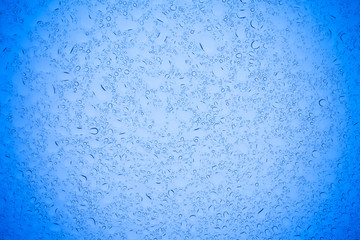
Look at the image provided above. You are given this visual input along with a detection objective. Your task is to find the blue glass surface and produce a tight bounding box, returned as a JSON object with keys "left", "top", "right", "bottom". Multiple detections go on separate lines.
{"left": 1, "top": 0, "right": 359, "bottom": 239}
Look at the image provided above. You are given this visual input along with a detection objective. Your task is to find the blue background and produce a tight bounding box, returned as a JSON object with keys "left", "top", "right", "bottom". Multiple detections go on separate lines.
{"left": 0, "top": 0, "right": 359, "bottom": 239}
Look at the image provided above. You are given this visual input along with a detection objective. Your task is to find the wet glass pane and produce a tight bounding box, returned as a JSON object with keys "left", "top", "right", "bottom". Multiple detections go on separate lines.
{"left": 1, "top": 0, "right": 359, "bottom": 239}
